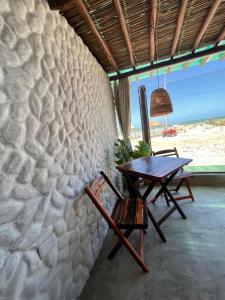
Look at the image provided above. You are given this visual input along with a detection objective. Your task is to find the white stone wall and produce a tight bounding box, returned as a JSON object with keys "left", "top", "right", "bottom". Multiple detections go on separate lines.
{"left": 0, "top": 0, "right": 117, "bottom": 299}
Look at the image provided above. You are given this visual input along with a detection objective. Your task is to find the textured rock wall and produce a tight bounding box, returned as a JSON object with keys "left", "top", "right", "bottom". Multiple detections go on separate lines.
{"left": 0, "top": 0, "right": 117, "bottom": 299}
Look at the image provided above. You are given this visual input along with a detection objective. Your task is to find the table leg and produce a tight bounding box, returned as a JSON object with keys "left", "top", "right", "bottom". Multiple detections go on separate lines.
{"left": 146, "top": 171, "right": 187, "bottom": 232}
{"left": 150, "top": 171, "right": 179, "bottom": 204}
{"left": 147, "top": 208, "right": 167, "bottom": 242}
{"left": 124, "top": 175, "right": 167, "bottom": 242}
{"left": 123, "top": 174, "right": 142, "bottom": 198}
{"left": 123, "top": 172, "right": 186, "bottom": 242}
{"left": 164, "top": 191, "right": 170, "bottom": 207}
{"left": 143, "top": 182, "right": 167, "bottom": 242}
{"left": 143, "top": 181, "right": 155, "bottom": 199}
{"left": 164, "top": 188, "right": 187, "bottom": 219}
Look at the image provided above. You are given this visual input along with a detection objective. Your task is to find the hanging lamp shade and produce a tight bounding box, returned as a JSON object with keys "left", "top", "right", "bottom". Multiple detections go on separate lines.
{"left": 150, "top": 88, "right": 173, "bottom": 117}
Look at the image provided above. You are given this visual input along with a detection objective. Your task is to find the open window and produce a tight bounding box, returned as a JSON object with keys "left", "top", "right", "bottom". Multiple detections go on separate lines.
{"left": 130, "top": 58, "right": 225, "bottom": 173}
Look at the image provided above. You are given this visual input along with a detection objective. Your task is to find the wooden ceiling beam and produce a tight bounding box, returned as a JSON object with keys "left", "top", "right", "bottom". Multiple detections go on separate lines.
{"left": 109, "top": 44, "right": 225, "bottom": 80}
{"left": 113, "top": 0, "right": 135, "bottom": 67}
{"left": 193, "top": 0, "right": 222, "bottom": 50}
{"left": 171, "top": 0, "right": 188, "bottom": 57}
{"left": 74, "top": 0, "right": 119, "bottom": 71}
{"left": 216, "top": 27, "right": 225, "bottom": 44}
{"left": 150, "top": 0, "right": 157, "bottom": 63}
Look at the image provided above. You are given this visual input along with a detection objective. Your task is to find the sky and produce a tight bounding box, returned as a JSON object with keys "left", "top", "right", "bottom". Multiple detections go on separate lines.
{"left": 130, "top": 59, "right": 225, "bottom": 128}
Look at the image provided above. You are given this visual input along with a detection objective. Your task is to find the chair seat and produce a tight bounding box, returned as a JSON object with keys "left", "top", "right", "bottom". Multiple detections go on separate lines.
{"left": 112, "top": 197, "right": 148, "bottom": 229}
{"left": 172, "top": 170, "right": 193, "bottom": 181}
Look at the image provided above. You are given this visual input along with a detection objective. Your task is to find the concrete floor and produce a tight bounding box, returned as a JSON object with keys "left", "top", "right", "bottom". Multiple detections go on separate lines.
{"left": 79, "top": 187, "right": 225, "bottom": 300}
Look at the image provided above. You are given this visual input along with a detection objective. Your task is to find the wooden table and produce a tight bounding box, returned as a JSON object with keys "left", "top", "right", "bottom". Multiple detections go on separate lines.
{"left": 117, "top": 156, "right": 192, "bottom": 242}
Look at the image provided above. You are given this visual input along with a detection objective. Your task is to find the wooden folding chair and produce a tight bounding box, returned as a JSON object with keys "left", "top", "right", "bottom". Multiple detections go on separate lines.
{"left": 152, "top": 147, "right": 195, "bottom": 204}
{"left": 84, "top": 171, "right": 149, "bottom": 272}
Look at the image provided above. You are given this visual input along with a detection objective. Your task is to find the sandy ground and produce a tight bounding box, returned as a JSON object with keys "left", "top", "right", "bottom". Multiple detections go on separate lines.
{"left": 130, "top": 122, "right": 225, "bottom": 166}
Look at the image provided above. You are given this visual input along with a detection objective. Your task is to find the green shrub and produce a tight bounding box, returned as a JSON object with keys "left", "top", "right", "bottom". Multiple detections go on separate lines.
{"left": 114, "top": 139, "right": 151, "bottom": 165}
{"left": 132, "top": 140, "right": 151, "bottom": 159}
{"left": 114, "top": 139, "right": 133, "bottom": 165}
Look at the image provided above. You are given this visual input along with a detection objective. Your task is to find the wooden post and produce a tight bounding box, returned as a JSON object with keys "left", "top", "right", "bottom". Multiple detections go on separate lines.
{"left": 138, "top": 86, "right": 151, "bottom": 148}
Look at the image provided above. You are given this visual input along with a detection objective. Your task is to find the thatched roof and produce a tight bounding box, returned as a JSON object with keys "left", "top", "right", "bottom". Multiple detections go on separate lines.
{"left": 48, "top": 0, "right": 225, "bottom": 79}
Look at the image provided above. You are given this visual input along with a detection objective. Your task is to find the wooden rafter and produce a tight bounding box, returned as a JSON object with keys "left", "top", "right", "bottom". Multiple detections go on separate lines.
{"left": 193, "top": 0, "right": 222, "bottom": 50}
{"left": 109, "top": 44, "right": 225, "bottom": 80}
{"left": 216, "top": 27, "right": 225, "bottom": 44}
{"left": 48, "top": 0, "right": 225, "bottom": 73}
{"left": 74, "top": 0, "right": 119, "bottom": 70}
{"left": 114, "top": 0, "right": 135, "bottom": 67}
{"left": 150, "top": 0, "right": 157, "bottom": 63}
{"left": 171, "top": 0, "right": 188, "bottom": 57}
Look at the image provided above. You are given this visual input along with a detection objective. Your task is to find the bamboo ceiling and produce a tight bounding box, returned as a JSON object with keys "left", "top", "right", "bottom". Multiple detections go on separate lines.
{"left": 48, "top": 0, "right": 225, "bottom": 78}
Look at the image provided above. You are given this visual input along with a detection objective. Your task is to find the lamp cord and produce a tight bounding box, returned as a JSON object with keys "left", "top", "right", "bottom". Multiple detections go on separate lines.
{"left": 153, "top": 1, "right": 159, "bottom": 89}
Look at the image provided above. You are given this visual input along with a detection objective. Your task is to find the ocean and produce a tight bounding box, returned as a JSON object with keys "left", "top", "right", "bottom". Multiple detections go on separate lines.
{"left": 169, "top": 115, "right": 225, "bottom": 126}
{"left": 130, "top": 116, "right": 225, "bottom": 132}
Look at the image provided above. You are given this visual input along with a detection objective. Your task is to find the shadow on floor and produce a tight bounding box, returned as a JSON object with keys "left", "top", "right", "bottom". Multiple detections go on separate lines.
{"left": 79, "top": 187, "right": 225, "bottom": 300}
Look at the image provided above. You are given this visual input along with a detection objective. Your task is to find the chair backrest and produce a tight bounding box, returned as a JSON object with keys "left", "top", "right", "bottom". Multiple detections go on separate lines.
{"left": 84, "top": 171, "right": 124, "bottom": 227}
{"left": 152, "top": 147, "right": 179, "bottom": 158}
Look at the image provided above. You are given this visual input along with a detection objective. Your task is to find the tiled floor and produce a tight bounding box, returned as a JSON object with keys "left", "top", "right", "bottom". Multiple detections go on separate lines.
{"left": 79, "top": 187, "right": 225, "bottom": 300}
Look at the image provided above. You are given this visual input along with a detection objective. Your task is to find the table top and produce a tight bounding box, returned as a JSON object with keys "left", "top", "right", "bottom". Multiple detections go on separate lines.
{"left": 116, "top": 156, "right": 192, "bottom": 180}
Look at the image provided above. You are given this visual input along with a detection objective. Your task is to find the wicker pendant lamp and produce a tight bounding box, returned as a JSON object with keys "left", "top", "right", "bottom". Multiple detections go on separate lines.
{"left": 150, "top": 88, "right": 173, "bottom": 117}
{"left": 150, "top": 15, "right": 173, "bottom": 117}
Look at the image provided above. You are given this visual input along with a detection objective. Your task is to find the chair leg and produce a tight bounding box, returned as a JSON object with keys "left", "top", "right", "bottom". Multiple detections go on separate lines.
{"left": 108, "top": 229, "right": 133, "bottom": 259}
{"left": 112, "top": 227, "right": 149, "bottom": 272}
{"left": 175, "top": 179, "right": 184, "bottom": 193}
{"left": 139, "top": 229, "right": 144, "bottom": 258}
{"left": 184, "top": 178, "right": 195, "bottom": 202}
